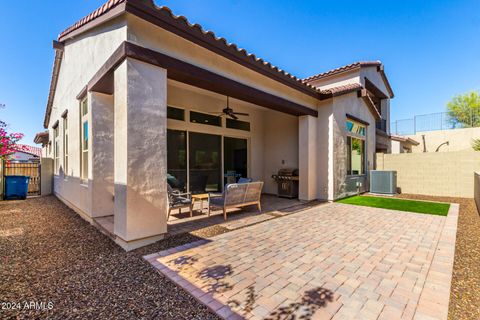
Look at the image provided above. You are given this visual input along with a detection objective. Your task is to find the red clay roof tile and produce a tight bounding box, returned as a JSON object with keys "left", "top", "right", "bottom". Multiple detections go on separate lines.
{"left": 303, "top": 61, "right": 382, "bottom": 83}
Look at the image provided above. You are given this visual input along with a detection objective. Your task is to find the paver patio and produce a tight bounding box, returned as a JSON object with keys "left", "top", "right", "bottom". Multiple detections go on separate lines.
{"left": 145, "top": 202, "right": 458, "bottom": 320}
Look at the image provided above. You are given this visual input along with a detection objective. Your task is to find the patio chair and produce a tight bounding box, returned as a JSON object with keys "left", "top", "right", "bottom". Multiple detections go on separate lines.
{"left": 167, "top": 184, "right": 193, "bottom": 221}
{"left": 208, "top": 181, "right": 263, "bottom": 220}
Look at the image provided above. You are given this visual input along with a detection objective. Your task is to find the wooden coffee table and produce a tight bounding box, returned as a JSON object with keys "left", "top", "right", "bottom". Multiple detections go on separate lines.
{"left": 191, "top": 193, "right": 209, "bottom": 214}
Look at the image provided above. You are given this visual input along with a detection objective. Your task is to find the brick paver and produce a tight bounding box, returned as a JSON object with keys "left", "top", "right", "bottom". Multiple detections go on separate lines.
{"left": 145, "top": 202, "right": 458, "bottom": 319}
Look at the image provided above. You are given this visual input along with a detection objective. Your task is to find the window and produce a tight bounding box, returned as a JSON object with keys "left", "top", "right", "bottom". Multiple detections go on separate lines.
{"left": 80, "top": 98, "right": 89, "bottom": 181}
{"left": 226, "top": 118, "right": 250, "bottom": 131}
{"left": 54, "top": 125, "right": 60, "bottom": 174}
{"left": 63, "top": 115, "right": 68, "bottom": 175}
{"left": 189, "top": 132, "right": 222, "bottom": 193}
{"left": 190, "top": 111, "right": 222, "bottom": 127}
{"left": 346, "top": 119, "right": 366, "bottom": 176}
{"left": 167, "top": 130, "right": 187, "bottom": 192}
{"left": 347, "top": 137, "right": 365, "bottom": 175}
{"left": 346, "top": 120, "right": 366, "bottom": 136}
{"left": 167, "top": 106, "right": 185, "bottom": 121}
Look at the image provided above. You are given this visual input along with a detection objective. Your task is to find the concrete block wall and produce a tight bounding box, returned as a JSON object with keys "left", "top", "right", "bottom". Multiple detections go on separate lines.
{"left": 376, "top": 151, "right": 480, "bottom": 198}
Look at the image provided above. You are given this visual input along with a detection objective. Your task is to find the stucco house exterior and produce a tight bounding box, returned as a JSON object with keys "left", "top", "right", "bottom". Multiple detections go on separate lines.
{"left": 38, "top": 0, "right": 397, "bottom": 250}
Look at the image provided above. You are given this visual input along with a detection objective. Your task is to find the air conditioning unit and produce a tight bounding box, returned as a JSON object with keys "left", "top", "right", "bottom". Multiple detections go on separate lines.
{"left": 370, "top": 170, "right": 397, "bottom": 194}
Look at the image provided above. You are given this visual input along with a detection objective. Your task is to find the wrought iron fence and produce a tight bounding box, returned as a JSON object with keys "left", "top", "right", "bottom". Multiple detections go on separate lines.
{"left": 391, "top": 110, "right": 480, "bottom": 135}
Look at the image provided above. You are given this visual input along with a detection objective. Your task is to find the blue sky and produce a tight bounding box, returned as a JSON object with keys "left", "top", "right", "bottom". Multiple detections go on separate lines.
{"left": 1, "top": 0, "right": 479, "bottom": 144}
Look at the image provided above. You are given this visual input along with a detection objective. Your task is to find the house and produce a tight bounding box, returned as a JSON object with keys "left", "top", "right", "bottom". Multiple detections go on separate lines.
{"left": 37, "top": 0, "right": 395, "bottom": 250}
{"left": 7, "top": 144, "right": 42, "bottom": 163}
{"left": 390, "top": 135, "right": 419, "bottom": 153}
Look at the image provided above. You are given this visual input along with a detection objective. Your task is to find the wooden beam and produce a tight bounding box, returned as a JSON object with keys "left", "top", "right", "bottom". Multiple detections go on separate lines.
{"left": 88, "top": 41, "right": 318, "bottom": 117}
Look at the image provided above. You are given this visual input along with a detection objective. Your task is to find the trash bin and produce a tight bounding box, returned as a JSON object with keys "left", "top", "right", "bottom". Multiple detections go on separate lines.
{"left": 4, "top": 176, "right": 30, "bottom": 200}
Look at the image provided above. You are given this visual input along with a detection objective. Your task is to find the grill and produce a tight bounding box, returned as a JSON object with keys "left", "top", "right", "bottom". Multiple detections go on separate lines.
{"left": 272, "top": 168, "right": 299, "bottom": 199}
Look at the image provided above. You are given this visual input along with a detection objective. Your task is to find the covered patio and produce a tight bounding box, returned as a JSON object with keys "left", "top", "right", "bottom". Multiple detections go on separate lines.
{"left": 85, "top": 40, "right": 320, "bottom": 250}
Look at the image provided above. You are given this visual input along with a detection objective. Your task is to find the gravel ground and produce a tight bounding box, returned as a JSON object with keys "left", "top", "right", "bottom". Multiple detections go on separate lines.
{"left": 2, "top": 195, "right": 479, "bottom": 320}
{"left": 396, "top": 194, "right": 480, "bottom": 320}
{"left": 0, "top": 196, "right": 221, "bottom": 320}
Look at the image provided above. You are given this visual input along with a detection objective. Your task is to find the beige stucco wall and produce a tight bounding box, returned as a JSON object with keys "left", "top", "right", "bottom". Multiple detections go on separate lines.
{"left": 332, "top": 92, "right": 376, "bottom": 199}
{"left": 113, "top": 58, "right": 168, "bottom": 247}
{"left": 376, "top": 151, "right": 480, "bottom": 197}
{"left": 263, "top": 111, "right": 299, "bottom": 194}
{"left": 407, "top": 127, "right": 480, "bottom": 153}
{"left": 475, "top": 172, "right": 480, "bottom": 212}
{"left": 40, "top": 158, "right": 53, "bottom": 196}
{"left": 360, "top": 67, "right": 389, "bottom": 98}
{"left": 48, "top": 17, "right": 128, "bottom": 218}
{"left": 315, "top": 100, "right": 334, "bottom": 200}
{"left": 391, "top": 140, "right": 401, "bottom": 154}
{"left": 126, "top": 14, "right": 319, "bottom": 110}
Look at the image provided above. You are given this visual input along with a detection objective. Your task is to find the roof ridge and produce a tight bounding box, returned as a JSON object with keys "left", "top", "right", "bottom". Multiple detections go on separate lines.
{"left": 303, "top": 61, "right": 382, "bottom": 83}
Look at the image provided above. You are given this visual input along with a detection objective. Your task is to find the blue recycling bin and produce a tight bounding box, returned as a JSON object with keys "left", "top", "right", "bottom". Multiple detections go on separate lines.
{"left": 4, "top": 175, "right": 30, "bottom": 200}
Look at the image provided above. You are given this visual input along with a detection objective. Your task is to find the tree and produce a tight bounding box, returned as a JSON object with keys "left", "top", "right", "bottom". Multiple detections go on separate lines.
{"left": 0, "top": 120, "right": 24, "bottom": 159}
{"left": 447, "top": 91, "right": 480, "bottom": 127}
{"left": 473, "top": 138, "right": 480, "bottom": 151}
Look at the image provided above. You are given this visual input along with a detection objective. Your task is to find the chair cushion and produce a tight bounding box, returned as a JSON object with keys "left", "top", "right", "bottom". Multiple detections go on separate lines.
{"left": 171, "top": 196, "right": 191, "bottom": 207}
{"left": 209, "top": 196, "right": 225, "bottom": 207}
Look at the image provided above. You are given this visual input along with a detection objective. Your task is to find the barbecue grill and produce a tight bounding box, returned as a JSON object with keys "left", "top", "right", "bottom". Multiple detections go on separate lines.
{"left": 271, "top": 168, "right": 299, "bottom": 198}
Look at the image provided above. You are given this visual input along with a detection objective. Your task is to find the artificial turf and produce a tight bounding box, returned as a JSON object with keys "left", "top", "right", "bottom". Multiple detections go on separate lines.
{"left": 337, "top": 195, "right": 450, "bottom": 216}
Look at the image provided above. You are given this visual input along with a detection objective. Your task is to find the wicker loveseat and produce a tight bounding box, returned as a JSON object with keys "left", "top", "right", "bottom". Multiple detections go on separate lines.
{"left": 208, "top": 181, "right": 264, "bottom": 220}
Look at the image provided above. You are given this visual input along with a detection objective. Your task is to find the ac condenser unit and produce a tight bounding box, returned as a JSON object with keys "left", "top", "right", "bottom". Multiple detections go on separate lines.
{"left": 370, "top": 170, "right": 397, "bottom": 194}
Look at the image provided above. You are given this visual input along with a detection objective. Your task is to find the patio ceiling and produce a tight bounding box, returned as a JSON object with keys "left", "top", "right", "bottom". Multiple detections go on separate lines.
{"left": 88, "top": 41, "right": 318, "bottom": 117}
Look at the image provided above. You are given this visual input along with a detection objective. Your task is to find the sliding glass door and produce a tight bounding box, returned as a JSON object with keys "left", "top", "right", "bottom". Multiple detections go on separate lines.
{"left": 189, "top": 132, "right": 222, "bottom": 194}
{"left": 223, "top": 137, "right": 248, "bottom": 185}
{"left": 167, "top": 131, "right": 248, "bottom": 194}
{"left": 167, "top": 130, "right": 187, "bottom": 191}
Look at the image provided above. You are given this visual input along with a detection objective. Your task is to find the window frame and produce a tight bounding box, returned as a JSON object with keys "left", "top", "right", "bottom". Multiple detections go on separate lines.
{"left": 226, "top": 118, "right": 250, "bottom": 132}
{"left": 346, "top": 118, "right": 367, "bottom": 176}
{"left": 189, "top": 110, "right": 222, "bottom": 127}
{"left": 53, "top": 125, "right": 60, "bottom": 174}
{"left": 167, "top": 106, "right": 185, "bottom": 121}
{"left": 80, "top": 98, "right": 89, "bottom": 182}
{"left": 62, "top": 114, "right": 68, "bottom": 175}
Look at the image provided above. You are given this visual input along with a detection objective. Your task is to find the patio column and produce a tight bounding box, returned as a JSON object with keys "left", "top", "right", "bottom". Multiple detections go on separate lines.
{"left": 89, "top": 91, "right": 114, "bottom": 218}
{"left": 113, "top": 58, "right": 168, "bottom": 250}
{"left": 299, "top": 115, "right": 317, "bottom": 201}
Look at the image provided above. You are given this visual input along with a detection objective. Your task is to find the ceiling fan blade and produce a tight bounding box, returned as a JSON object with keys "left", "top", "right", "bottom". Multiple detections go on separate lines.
{"left": 229, "top": 113, "right": 239, "bottom": 120}
{"left": 233, "top": 112, "right": 249, "bottom": 116}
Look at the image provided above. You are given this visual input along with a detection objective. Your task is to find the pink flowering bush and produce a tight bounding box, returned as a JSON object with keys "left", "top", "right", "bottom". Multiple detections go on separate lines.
{"left": 0, "top": 120, "right": 25, "bottom": 159}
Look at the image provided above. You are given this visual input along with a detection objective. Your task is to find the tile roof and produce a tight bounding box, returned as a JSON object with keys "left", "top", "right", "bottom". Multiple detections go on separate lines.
{"left": 34, "top": 131, "right": 49, "bottom": 145}
{"left": 56, "top": 0, "right": 320, "bottom": 94}
{"left": 58, "top": 0, "right": 126, "bottom": 39}
{"left": 303, "top": 61, "right": 382, "bottom": 83}
{"left": 319, "top": 83, "right": 363, "bottom": 96}
{"left": 15, "top": 144, "right": 42, "bottom": 157}
{"left": 390, "top": 135, "right": 420, "bottom": 145}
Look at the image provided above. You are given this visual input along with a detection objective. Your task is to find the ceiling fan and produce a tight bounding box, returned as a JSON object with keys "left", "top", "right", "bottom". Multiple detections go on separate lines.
{"left": 213, "top": 96, "right": 249, "bottom": 120}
